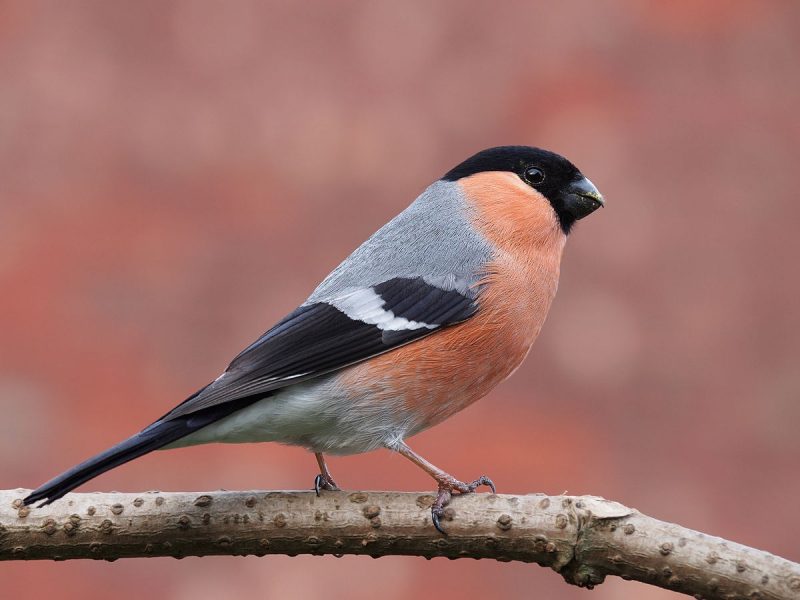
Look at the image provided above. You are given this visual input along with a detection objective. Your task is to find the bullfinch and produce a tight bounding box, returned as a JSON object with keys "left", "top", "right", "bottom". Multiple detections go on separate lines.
{"left": 24, "top": 146, "right": 604, "bottom": 533}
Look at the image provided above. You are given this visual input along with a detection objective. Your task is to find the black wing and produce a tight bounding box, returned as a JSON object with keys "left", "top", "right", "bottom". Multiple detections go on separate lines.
{"left": 162, "top": 277, "right": 478, "bottom": 420}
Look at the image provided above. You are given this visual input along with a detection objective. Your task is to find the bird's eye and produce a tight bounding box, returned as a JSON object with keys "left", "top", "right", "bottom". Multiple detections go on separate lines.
{"left": 523, "top": 166, "right": 545, "bottom": 185}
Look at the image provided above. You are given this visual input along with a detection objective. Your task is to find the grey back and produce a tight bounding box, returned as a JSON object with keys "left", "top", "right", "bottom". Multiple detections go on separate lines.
{"left": 306, "top": 180, "right": 494, "bottom": 303}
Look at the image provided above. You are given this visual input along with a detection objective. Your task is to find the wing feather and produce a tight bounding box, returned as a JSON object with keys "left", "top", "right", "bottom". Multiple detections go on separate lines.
{"left": 162, "top": 277, "right": 479, "bottom": 420}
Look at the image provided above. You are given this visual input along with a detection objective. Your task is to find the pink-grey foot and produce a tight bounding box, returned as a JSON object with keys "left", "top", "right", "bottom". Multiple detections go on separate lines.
{"left": 430, "top": 474, "right": 495, "bottom": 534}
{"left": 313, "top": 452, "right": 340, "bottom": 495}
{"left": 394, "top": 442, "right": 496, "bottom": 535}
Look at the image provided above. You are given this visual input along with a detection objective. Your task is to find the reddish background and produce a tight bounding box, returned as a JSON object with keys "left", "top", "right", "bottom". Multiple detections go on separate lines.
{"left": 2, "top": 1, "right": 799, "bottom": 598}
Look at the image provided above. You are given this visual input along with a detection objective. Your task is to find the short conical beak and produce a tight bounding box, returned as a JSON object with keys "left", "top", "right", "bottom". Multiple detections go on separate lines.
{"left": 564, "top": 176, "right": 604, "bottom": 221}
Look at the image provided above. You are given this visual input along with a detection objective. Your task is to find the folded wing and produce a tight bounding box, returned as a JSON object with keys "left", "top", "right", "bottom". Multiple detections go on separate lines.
{"left": 162, "top": 277, "right": 479, "bottom": 420}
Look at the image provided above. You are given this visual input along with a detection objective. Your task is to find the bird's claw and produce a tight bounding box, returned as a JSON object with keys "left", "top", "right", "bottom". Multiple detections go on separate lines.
{"left": 431, "top": 501, "right": 449, "bottom": 535}
{"left": 430, "top": 474, "right": 495, "bottom": 535}
{"left": 313, "top": 473, "right": 340, "bottom": 496}
{"left": 466, "top": 475, "right": 496, "bottom": 494}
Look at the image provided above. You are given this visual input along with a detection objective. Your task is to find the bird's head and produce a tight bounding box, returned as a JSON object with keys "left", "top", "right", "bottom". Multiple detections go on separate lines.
{"left": 443, "top": 146, "right": 604, "bottom": 235}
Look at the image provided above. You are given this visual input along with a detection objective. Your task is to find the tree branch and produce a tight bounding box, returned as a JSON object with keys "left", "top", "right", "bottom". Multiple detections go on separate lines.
{"left": 2, "top": 489, "right": 798, "bottom": 599}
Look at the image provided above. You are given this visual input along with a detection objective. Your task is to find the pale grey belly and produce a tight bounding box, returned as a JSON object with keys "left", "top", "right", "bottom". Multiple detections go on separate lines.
{"left": 164, "top": 373, "right": 417, "bottom": 455}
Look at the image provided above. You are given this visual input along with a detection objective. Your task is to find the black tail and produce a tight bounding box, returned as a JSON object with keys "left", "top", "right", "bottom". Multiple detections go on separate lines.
{"left": 23, "top": 418, "right": 201, "bottom": 506}
{"left": 23, "top": 394, "right": 264, "bottom": 507}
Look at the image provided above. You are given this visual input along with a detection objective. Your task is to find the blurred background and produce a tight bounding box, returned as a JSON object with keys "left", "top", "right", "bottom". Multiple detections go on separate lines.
{"left": 1, "top": 1, "right": 799, "bottom": 598}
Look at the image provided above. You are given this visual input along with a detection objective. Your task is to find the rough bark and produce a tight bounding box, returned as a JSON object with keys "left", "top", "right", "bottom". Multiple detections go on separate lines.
{"left": 2, "top": 489, "right": 798, "bottom": 599}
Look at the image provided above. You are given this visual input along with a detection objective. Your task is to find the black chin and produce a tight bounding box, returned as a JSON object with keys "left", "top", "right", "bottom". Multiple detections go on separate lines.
{"left": 554, "top": 195, "right": 602, "bottom": 234}
{"left": 553, "top": 178, "right": 604, "bottom": 234}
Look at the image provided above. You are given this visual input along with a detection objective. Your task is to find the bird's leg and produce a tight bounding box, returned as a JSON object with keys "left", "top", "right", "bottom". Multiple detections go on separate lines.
{"left": 394, "top": 441, "right": 495, "bottom": 535}
{"left": 313, "top": 452, "right": 340, "bottom": 495}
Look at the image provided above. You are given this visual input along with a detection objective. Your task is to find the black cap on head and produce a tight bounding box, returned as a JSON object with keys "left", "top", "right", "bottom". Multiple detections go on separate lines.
{"left": 442, "top": 146, "right": 604, "bottom": 234}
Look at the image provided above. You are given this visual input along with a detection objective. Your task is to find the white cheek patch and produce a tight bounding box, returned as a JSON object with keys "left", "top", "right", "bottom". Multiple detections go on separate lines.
{"left": 329, "top": 288, "right": 438, "bottom": 331}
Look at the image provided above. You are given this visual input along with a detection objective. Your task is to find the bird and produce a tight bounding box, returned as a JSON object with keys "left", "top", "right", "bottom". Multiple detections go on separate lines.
{"left": 24, "top": 145, "right": 604, "bottom": 533}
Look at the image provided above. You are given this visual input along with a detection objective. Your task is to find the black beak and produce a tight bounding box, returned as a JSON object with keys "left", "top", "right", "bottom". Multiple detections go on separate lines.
{"left": 563, "top": 177, "right": 605, "bottom": 221}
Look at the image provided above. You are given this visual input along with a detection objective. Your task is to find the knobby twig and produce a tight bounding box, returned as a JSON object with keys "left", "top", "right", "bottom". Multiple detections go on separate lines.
{"left": 2, "top": 489, "right": 798, "bottom": 599}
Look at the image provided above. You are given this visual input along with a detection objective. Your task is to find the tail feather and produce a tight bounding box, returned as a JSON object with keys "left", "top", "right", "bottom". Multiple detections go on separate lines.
{"left": 23, "top": 394, "right": 265, "bottom": 507}
{"left": 24, "top": 420, "right": 189, "bottom": 506}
